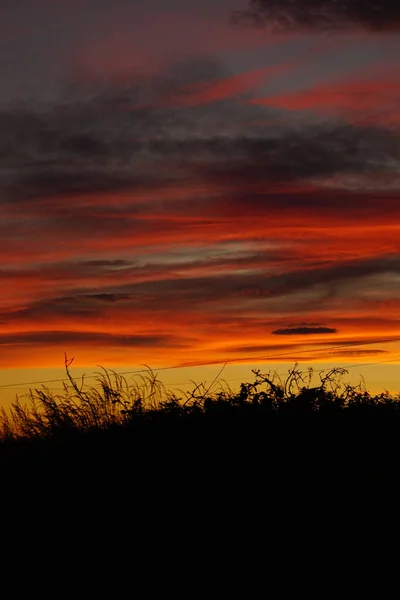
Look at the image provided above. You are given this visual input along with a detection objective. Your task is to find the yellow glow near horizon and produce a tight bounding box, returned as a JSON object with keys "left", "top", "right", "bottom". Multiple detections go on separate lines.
{"left": 1, "top": 355, "right": 400, "bottom": 414}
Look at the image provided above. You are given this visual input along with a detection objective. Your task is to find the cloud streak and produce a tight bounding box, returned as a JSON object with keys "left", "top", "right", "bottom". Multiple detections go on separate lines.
{"left": 272, "top": 326, "right": 337, "bottom": 335}
{"left": 231, "top": 0, "right": 400, "bottom": 32}
{"left": 2, "top": 74, "right": 398, "bottom": 207}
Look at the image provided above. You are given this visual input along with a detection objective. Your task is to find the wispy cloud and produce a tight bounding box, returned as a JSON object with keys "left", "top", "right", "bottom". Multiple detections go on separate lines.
{"left": 231, "top": 0, "right": 400, "bottom": 32}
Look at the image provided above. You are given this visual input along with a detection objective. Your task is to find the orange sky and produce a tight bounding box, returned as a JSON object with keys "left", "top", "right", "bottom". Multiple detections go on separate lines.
{"left": 0, "top": 0, "right": 400, "bottom": 404}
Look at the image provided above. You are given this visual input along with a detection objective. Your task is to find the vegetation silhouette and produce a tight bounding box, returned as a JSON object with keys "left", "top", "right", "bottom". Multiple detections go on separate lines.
{"left": 1, "top": 354, "right": 400, "bottom": 492}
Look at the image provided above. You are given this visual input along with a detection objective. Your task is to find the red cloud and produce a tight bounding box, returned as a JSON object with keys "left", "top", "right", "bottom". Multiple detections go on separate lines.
{"left": 249, "top": 66, "right": 400, "bottom": 124}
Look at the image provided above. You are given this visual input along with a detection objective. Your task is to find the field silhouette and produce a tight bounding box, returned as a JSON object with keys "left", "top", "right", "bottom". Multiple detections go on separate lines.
{"left": 1, "top": 355, "right": 400, "bottom": 496}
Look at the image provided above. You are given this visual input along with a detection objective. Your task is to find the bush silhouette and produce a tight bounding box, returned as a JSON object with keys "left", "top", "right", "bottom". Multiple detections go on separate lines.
{"left": 1, "top": 355, "right": 400, "bottom": 488}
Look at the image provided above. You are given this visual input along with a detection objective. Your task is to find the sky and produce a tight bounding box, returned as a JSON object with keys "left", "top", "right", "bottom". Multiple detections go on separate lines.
{"left": 0, "top": 0, "right": 400, "bottom": 403}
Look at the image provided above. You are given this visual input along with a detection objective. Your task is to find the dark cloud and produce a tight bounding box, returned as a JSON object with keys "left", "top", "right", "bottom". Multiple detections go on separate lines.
{"left": 0, "top": 248, "right": 295, "bottom": 295}
{"left": 219, "top": 342, "right": 304, "bottom": 353}
{"left": 87, "top": 293, "right": 132, "bottom": 302}
{"left": 1, "top": 275, "right": 232, "bottom": 321}
{"left": 4, "top": 253, "right": 400, "bottom": 325}
{"left": 214, "top": 338, "right": 395, "bottom": 355}
{"left": 1, "top": 55, "right": 397, "bottom": 205}
{"left": 324, "top": 349, "right": 387, "bottom": 356}
{"left": 316, "top": 336, "right": 400, "bottom": 347}
{"left": 267, "top": 349, "right": 388, "bottom": 361}
{"left": 196, "top": 122, "right": 400, "bottom": 193}
{"left": 0, "top": 330, "right": 185, "bottom": 348}
{"left": 272, "top": 326, "right": 337, "bottom": 335}
{"left": 0, "top": 56, "right": 269, "bottom": 200}
{"left": 0, "top": 260, "right": 135, "bottom": 282}
{"left": 0, "top": 293, "right": 136, "bottom": 322}
{"left": 231, "top": 0, "right": 400, "bottom": 32}
{"left": 81, "top": 259, "right": 132, "bottom": 268}
{"left": 238, "top": 254, "right": 400, "bottom": 300}
{"left": 5, "top": 117, "right": 398, "bottom": 206}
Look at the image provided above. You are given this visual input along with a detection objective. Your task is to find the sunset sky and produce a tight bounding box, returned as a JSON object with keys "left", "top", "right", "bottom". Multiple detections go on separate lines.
{"left": 1, "top": 0, "right": 400, "bottom": 403}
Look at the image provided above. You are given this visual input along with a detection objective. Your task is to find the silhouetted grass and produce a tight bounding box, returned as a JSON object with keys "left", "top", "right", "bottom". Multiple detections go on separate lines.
{"left": 1, "top": 355, "right": 400, "bottom": 492}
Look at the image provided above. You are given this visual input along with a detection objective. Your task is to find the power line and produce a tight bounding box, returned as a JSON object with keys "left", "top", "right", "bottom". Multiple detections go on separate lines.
{"left": 0, "top": 337, "right": 399, "bottom": 390}
{"left": 3, "top": 355, "right": 400, "bottom": 397}
{"left": 173, "top": 337, "right": 400, "bottom": 369}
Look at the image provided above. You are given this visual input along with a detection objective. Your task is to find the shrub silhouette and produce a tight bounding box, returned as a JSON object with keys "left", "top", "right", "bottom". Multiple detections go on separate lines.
{"left": 2, "top": 358, "right": 400, "bottom": 439}
{"left": 1, "top": 355, "right": 400, "bottom": 483}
